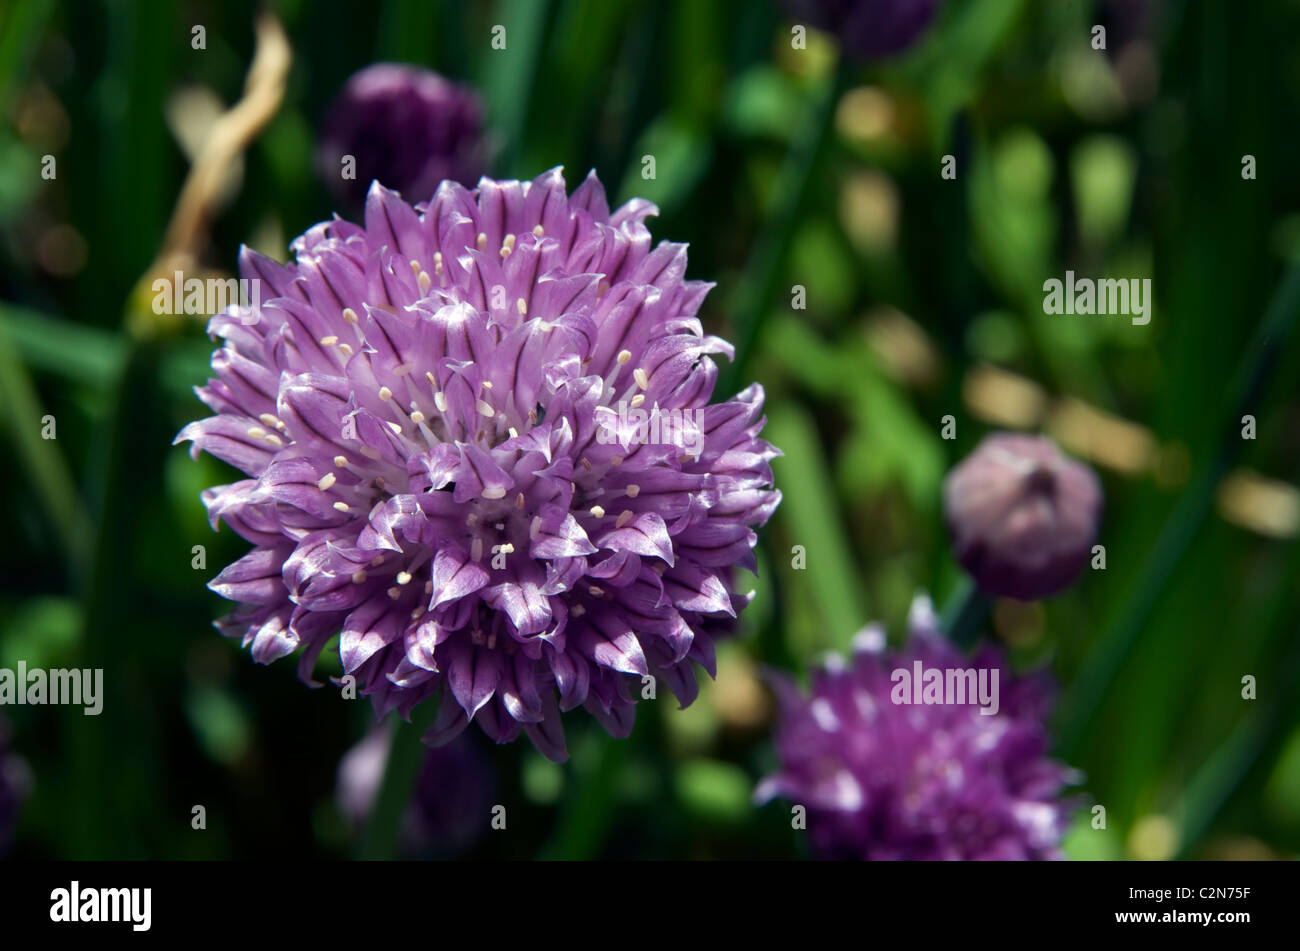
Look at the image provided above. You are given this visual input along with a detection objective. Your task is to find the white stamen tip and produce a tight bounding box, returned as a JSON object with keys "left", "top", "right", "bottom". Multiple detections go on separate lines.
{"left": 481, "top": 486, "right": 507, "bottom": 500}
{"left": 317, "top": 472, "right": 337, "bottom": 491}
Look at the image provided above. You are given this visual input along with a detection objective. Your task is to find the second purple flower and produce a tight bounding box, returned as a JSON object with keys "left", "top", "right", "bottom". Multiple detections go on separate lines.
{"left": 317, "top": 63, "right": 486, "bottom": 210}
{"left": 757, "top": 597, "right": 1080, "bottom": 860}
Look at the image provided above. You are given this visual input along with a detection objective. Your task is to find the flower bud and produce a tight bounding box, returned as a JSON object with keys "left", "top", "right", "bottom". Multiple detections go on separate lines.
{"left": 944, "top": 432, "right": 1102, "bottom": 600}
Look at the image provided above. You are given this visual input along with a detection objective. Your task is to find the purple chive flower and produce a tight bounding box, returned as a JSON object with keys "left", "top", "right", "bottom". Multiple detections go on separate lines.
{"left": 337, "top": 728, "right": 495, "bottom": 856}
{"left": 944, "top": 432, "right": 1102, "bottom": 601}
{"left": 783, "top": 0, "right": 940, "bottom": 60}
{"left": 757, "top": 596, "right": 1079, "bottom": 860}
{"left": 177, "top": 168, "right": 781, "bottom": 762}
{"left": 318, "top": 64, "right": 485, "bottom": 210}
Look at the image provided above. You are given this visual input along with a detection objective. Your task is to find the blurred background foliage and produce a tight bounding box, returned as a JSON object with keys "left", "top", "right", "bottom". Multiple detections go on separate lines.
{"left": 1, "top": 0, "right": 1299, "bottom": 860}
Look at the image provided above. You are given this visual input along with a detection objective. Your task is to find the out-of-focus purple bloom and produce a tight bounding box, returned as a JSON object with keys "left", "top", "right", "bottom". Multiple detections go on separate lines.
{"left": 177, "top": 168, "right": 780, "bottom": 762}
{"left": 318, "top": 64, "right": 485, "bottom": 210}
{"left": 944, "top": 432, "right": 1102, "bottom": 601}
{"left": 0, "top": 720, "right": 28, "bottom": 855}
{"left": 783, "top": 0, "right": 940, "bottom": 60}
{"left": 337, "top": 728, "right": 495, "bottom": 856}
{"left": 757, "top": 596, "right": 1079, "bottom": 860}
